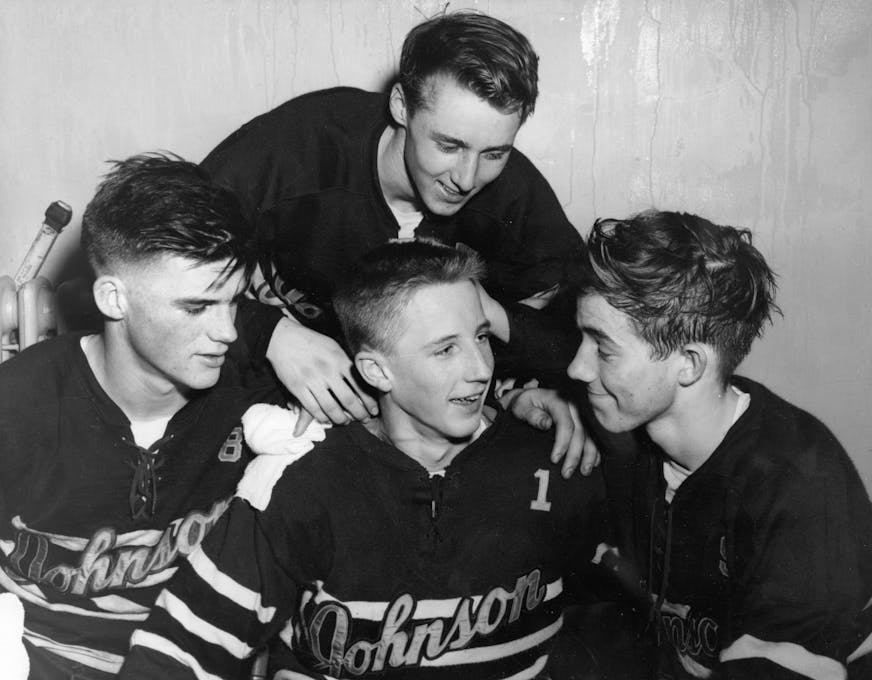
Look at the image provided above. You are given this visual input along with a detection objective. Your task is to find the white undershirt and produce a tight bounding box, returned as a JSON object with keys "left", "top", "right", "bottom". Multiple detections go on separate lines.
{"left": 664, "top": 385, "right": 751, "bottom": 503}
{"left": 130, "top": 417, "right": 171, "bottom": 449}
{"left": 80, "top": 335, "right": 171, "bottom": 449}
{"left": 390, "top": 205, "right": 423, "bottom": 240}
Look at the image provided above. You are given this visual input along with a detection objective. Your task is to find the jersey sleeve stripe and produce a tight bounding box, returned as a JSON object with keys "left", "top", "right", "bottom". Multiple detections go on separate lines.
{"left": 271, "top": 671, "right": 338, "bottom": 680}
{"left": 0, "top": 568, "right": 147, "bottom": 619}
{"left": 23, "top": 628, "right": 124, "bottom": 674}
{"left": 420, "top": 614, "right": 562, "bottom": 667}
{"left": 128, "top": 630, "right": 225, "bottom": 680}
{"left": 156, "top": 590, "right": 253, "bottom": 659}
{"left": 312, "top": 578, "right": 563, "bottom": 621}
{"left": 187, "top": 548, "right": 276, "bottom": 624}
{"left": 9, "top": 515, "right": 166, "bottom": 550}
{"left": 501, "top": 654, "right": 548, "bottom": 680}
{"left": 848, "top": 631, "right": 872, "bottom": 663}
{"left": 720, "top": 634, "right": 847, "bottom": 680}
{"left": 91, "top": 593, "right": 151, "bottom": 614}
{"left": 544, "top": 578, "right": 563, "bottom": 600}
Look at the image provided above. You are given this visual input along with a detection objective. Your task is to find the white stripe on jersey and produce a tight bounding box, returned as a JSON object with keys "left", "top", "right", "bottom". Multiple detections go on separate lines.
{"left": 312, "top": 577, "right": 564, "bottom": 621}
{"left": 273, "top": 671, "right": 339, "bottom": 680}
{"left": 0, "top": 567, "right": 148, "bottom": 619}
{"left": 7, "top": 515, "right": 166, "bottom": 551}
{"left": 187, "top": 548, "right": 276, "bottom": 624}
{"left": 156, "top": 590, "right": 254, "bottom": 659}
{"left": 23, "top": 627, "right": 124, "bottom": 674}
{"left": 720, "top": 634, "right": 846, "bottom": 680}
{"left": 420, "top": 615, "right": 562, "bottom": 667}
{"left": 270, "top": 654, "right": 549, "bottom": 680}
{"left": 849, "top": 630, "right": 872, "bottom": 663}
{"left": 503, "top": 654, "right": 548, "bottom": 680}
{"left": 128, "top": 630, "right": 225, "bottom": 680}
{"left": 91, "top": 593, "right": 153, "bottom": 615}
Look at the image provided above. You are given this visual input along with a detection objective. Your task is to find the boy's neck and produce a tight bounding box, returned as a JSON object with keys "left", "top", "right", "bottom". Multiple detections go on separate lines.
{"left": 83, "top": 332, "right": 189, "bottom": 423}
{"left": 647, "top": 381, "right": 739, "bottom": 472}
{"left": 366, "top": 405, "right": 494, "bottom": 472}
{"left": 377, "top": 125, "right": 419, "bottom": 215}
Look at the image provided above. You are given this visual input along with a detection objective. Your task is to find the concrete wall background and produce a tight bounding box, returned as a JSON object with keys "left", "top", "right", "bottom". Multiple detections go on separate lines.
{"left": 2, "top": 0, "right": 870, "bottom": 487}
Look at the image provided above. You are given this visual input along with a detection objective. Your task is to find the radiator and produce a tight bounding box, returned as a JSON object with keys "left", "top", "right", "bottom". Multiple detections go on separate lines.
{"left": 0, "top": 276, "right": 57, "bottom": 363}
{"left": 1, "top": 201, "right": 71, "bottom": 363}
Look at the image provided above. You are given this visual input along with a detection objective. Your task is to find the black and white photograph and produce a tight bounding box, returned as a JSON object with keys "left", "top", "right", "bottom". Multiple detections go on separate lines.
{"left": 0, "top": 1, "right": 870, "bottom": 678}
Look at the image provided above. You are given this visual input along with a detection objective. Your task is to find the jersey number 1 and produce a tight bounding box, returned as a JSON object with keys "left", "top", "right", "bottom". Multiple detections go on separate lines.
{"left": 530, "top": 469, "right": 552, "bottom": 512}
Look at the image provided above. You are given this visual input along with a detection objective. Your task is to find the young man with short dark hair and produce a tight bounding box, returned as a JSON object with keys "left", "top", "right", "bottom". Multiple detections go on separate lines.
{"left": 205, "top": 11, "right": 593, "bottom": 466}
{"left": 569, "top": 210, "right": 872, "bottom": 678}
{"left": 0, "top": 153, "right": 277, "bottom": 678}
{"left": 119, "top": 239, "right": 609, "bottom": 680}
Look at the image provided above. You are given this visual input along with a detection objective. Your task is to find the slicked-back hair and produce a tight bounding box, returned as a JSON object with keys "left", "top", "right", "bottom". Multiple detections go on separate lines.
{"left": 334, "top": 239, "right": 486, "bottom": 356}
{"left": 399, "top": 10, "right": 539, "bottom": 122}
{"left": 583, "top": 211, "right": 779, "bottom": 384}
{"left": 81, "top": 152, "right": 255, "bottom": 282}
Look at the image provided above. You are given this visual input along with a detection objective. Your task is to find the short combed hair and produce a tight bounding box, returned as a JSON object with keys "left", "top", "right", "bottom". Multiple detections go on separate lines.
{"left": 334, "top": 239, "right": 486, "bottom": 355}
{"left": 81, "top": 152, "right": 254, "bottom": 281}
{"left": 399, "top": 10, "right": 539, "bottom": 122}
{"left": 583, "top": 211, "right": 779, "bottom": 383}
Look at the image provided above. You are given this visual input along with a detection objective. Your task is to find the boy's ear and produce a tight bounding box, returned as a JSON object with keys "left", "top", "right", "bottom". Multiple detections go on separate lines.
{"left": 388, "top": 83, "right": 409, "bottom": 127}
{"left": 355, "top": 349, "right": 392, "bottom": 393}
{"left": 92, "top": 275, "right": 127, "bottom": 321}
{"left": 677, "top": 342, "right": 708, "bottom": 387}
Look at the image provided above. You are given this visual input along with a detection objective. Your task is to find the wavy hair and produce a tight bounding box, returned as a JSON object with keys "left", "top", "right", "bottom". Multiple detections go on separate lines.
{"left": 583, "top": 211, "right": 779, "bottom": 382}
{"left": 399, "top": 10, "right": 539, "bottom": 122}
{"left": 82, "top": 152, "right": 254, "bottom": 283}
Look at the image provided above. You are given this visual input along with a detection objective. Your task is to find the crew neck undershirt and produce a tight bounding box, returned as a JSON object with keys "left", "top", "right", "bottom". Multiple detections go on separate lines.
{"left": 390, "top": 205, "right": 423, "bottom": 239}
{"left": 80, "top": 334, "right": 172, "bottom": 449}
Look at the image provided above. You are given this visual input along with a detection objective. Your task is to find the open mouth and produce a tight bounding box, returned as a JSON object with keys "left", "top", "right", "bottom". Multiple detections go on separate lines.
{"left": 450, "top": 393, "right": 483, "bottom": 406}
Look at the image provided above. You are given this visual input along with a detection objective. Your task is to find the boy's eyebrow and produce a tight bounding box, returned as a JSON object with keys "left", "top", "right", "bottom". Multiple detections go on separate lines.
{"left": 425, "top": 332, "right": 459, "bottom": 348}
{"left": 425, "top": 320, "right": 492, "bottom": 348}
{"left": 431, "top": 132, "right": 512, "bottom": 154}
{"left": 174, "top": 280, "right": 246, "bottom": 307}
{"left": 432, "top": 132, "right": 469, "bottom": 149}
{"left": 582, "top": 325, "right": 615, "bottom": 346}
{"left": 175, "top": 290, "right": 247, "bottom": 305}
{"left": 174, "top": 296, "right": 219, "bottom": 306}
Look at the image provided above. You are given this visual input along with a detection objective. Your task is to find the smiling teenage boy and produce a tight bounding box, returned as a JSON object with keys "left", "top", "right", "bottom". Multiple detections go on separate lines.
{"left": 203, "top": 11, "right": 591, "bottom": 455}
{"left": 0, "top": 153, "right": 278, "bottom": 679}
{"left": 568, "top": 211, "right": 872, "bottom": 679}
{"left": 120, "top": 239, "right": 609, "bottom": 680}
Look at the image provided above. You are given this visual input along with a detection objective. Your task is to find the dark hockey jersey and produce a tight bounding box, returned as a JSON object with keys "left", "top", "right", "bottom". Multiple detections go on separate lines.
{"left": 612, "top": 377, "right": 872, "bottom": 679}
{"left": 120, "top": 409, "right": 609, "bottom": 679}
{"left": 201, "top": 87, "right": 587, "bottom": 379}
{"left": 0, "top": 333, "right": 277, "bottom": 677}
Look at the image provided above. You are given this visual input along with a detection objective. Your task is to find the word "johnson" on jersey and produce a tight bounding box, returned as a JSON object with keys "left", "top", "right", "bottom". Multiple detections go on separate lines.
{"left": 305, "top": 567, "right": 556, "bottom": 676}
